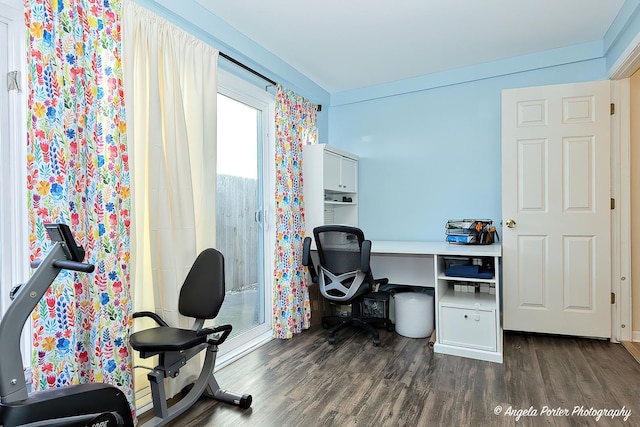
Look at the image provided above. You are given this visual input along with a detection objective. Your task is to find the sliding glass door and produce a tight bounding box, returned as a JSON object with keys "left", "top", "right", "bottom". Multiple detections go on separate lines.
{"left": 214, "top": 70, "right": 274, "bottom": 358}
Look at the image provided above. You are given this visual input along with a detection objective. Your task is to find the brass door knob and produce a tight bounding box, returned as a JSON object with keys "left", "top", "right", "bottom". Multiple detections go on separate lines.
{"left": 505, "top": 219, "right": 516, "bottom": 228}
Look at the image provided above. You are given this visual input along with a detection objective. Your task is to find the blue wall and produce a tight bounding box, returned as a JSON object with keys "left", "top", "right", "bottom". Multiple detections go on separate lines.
{"left": 328, "top": 59, "right": 608, "bottom": 241}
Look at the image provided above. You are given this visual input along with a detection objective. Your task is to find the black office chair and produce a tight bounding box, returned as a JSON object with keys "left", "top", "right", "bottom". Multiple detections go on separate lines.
{"left": 129, "top": 248, "right": 252, "bottom": 425}
{"left": 302, "top": 225, "right": 390, "bottom": 346}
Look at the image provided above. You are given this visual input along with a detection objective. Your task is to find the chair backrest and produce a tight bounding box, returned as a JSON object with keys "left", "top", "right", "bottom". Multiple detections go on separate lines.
{"left": 179, "top": 248, "right": 226, "bottom": 319}
{"left": 314, "top": 225, "right": 364, "bottom": 274}
{"left": 313, "top": 225, "right": 372, "bottom": 303}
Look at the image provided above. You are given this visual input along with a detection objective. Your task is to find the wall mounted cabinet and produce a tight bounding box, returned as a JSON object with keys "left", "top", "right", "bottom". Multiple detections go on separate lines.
{"left": 303, "top": 144, "right": 358, "bottom": 237}
{"left": 323, "top": 150, "right": 357, "bottom": 192}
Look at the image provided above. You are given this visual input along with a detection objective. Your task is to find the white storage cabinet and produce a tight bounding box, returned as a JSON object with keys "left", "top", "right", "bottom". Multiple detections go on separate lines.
{"left": 303, "top": 144, "right": 358, "bottom": 236}
{"left": 433, "top": 245, "right": 502, "bottom": 363}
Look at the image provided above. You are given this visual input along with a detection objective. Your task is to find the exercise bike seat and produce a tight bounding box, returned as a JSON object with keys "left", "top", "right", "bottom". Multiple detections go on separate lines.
{"left": 130, "top": 327, "right": 208, "bottom": 356}
{"left": 130, "top": 248, "right": 228, "bottom": 357}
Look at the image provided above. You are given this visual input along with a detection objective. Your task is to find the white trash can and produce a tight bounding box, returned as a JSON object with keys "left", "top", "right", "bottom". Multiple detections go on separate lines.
{"left": 394, "top": 292, "right": 434, "bottom": 338}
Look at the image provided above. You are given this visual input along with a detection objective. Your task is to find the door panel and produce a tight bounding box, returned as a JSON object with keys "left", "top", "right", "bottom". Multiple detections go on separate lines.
{"left": 211, "top": 70, "right": 274, "bottom": 360}
{"left": 518, "top": 139, "right": 547, "bottom": 211}
{"left": 517, "top": 235, "right": 546, "bottom": 307}
{"left": 215, "top": 93, "right": 264, "bottom": 339}
{"left": 564, "top": 136, "right": 594, "bottom": 211}
{"left": 502, "top": 80, "right": 611, "bottom": 338}
{"left": 563, "top": 236, "right": 594, "bottom": 310}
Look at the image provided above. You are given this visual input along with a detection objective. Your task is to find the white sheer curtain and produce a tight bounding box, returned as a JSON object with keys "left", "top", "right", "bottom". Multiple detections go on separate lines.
{"left": 122, "top": 0, "right": 218, "bottom": 402}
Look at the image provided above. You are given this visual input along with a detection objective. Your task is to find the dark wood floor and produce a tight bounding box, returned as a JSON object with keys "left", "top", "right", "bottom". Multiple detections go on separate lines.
{"left": 149, "top": 326, "right": 640, "bottom": 426}
{"left": 622, "top": 341, "right": 640, "bottom": 365}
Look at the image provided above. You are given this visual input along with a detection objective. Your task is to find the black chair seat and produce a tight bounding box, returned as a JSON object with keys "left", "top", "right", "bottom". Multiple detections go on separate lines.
{"left": 130, "top": 327, "right": 207, "bottom": 353}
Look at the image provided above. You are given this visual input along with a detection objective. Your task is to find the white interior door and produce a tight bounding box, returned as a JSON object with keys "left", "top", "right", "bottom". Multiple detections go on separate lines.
{"left": 502, "top": 80, "right": 611, "bottom": 338}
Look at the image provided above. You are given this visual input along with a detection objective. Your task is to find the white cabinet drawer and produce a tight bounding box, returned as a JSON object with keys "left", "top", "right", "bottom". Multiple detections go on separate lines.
{"left": 439, "top": 305, "right": 496, "bottom": 351}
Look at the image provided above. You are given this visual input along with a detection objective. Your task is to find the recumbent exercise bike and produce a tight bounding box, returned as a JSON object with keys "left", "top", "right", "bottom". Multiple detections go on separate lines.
{"left": 0, "top": 223, "right": 251, "bottom": 426}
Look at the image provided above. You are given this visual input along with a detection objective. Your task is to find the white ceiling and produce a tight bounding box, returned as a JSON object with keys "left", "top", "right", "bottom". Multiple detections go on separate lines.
{"left": 196, "top": 0, "right": 625, "bottom": 93}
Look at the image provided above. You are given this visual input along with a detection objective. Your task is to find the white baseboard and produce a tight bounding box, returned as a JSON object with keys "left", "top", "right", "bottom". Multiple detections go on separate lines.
{"left": 633, "top": 330, "right": 640, "bottom": 342}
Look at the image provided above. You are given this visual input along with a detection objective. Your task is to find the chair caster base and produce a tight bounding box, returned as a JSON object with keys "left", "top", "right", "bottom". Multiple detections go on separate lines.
{"left": 373, "top": 338, "right": 381, "bottom": 347}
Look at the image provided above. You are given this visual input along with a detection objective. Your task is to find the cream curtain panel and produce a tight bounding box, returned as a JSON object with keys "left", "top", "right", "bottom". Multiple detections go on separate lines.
{"left": 122, "top": 0, "right": 218, "bottom": 401}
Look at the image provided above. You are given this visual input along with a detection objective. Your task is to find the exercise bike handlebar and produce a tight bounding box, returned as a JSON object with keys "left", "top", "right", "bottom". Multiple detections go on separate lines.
{"left": 31, "top": 259, "right": 95, "bottom": 273}
{"left": 52, "top": 259, "right": 95, "bottom": 273}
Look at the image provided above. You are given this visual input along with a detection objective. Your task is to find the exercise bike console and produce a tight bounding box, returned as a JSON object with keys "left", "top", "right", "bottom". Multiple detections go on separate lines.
{"left": 44, "top": 223, "right": 87, "bottom": 262}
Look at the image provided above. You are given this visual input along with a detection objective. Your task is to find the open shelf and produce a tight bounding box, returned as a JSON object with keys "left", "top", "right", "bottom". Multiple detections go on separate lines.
{"left": 324, "top": 201, "right": 357, "bottom": 206}
{"left": 437, "top": 273, "right": 495, "bottom": 283}
{"left": 439, "top": 289, "right": 496, "bottom": 309}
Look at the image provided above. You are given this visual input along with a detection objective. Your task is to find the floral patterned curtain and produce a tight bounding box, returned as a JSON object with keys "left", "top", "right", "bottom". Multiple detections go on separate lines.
{"left": 25, "top": 0, "right": 133, "bottom": 414}
{"left": 273, "top": 84, "right": 317, "bottom": 339}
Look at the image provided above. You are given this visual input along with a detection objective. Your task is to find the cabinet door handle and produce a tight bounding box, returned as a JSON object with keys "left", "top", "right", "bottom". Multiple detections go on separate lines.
{"left": 464, "top": 314, "right": 468, "bottom": 319}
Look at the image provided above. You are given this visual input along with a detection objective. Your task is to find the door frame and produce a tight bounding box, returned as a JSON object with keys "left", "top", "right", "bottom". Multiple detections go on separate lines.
{"left": 607, "top": 36, "right": 640, "bottom": 342}
{"left": 215, "top": 69, "right": 276, "bottom": 366}
{"left": 608, "top": 79, "right": 630, "bottom": 342}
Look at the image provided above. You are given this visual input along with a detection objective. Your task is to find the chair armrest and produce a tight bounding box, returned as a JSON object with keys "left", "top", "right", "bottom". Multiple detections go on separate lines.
{"left": 361, "top": 240, "right": 372, "bottom": 274}
{"left": 302, "top": 236, "right": 318, "bottom": 283}
{"left": 132, "top": 311, "right": 169, "bottom": 327}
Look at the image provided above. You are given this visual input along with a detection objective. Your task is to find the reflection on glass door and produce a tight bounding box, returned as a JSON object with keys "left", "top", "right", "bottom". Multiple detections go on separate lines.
{"left": 214, "top": 92, "right": 267, "bottom": 342}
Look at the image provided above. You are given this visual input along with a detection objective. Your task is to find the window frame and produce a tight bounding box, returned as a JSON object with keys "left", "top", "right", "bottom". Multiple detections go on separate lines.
{"left": 0, "top": 0, "right": 29, "bottom": 366}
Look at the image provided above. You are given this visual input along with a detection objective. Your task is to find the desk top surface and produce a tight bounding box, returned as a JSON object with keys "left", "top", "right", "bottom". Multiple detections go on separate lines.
{"left": 371, "top": 241, "right": 502, "bottom": 257}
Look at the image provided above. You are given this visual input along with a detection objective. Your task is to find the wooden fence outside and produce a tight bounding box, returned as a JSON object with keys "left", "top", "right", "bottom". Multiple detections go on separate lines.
{"left": 216, "top": 174, "right": 259, "bottom": 292}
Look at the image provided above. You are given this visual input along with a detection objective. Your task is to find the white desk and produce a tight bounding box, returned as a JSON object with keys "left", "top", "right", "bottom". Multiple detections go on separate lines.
{"left": 372, "top": 240, "right": 502, "bottom": 257}
{"left": 370, "top": 241, "right": 501, "bottom": 287}
{"left": 369, "top": 241, "right": 503, "bottom": 363}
